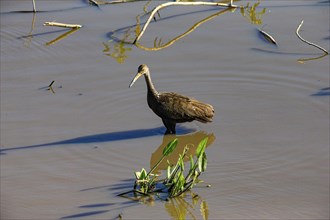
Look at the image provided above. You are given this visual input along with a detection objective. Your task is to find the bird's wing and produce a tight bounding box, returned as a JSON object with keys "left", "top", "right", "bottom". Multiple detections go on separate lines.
{"left": 157, "top": 92, "right": 214, "bottom": 123}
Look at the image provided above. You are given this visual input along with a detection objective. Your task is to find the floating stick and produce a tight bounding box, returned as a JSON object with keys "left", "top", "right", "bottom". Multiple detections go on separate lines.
{"left": 88, "top": 0, "right": 99, "bottom": 7}
{"left": 44, "top": 22, "right": 82, "bottom": 29}
{"left": 258, "top": 29, "right": 277, "bottom": 45}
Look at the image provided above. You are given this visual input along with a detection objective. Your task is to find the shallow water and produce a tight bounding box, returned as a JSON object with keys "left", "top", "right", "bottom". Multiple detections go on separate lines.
{"left": 1, "top": 0, "right": 329, "bottom": 219}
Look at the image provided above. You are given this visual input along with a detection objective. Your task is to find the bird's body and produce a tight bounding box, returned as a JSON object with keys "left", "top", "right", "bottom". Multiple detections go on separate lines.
{"left": 129, "top": 64, "right": 214, "bottom": 134}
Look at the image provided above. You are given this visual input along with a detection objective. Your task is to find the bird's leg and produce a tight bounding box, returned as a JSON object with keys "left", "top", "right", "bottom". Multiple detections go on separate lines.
{"left": 162, "top": 119, "right": 176, "bottom": 134}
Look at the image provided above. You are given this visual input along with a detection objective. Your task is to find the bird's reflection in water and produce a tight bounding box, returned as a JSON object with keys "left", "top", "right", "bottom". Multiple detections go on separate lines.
{"left": 150, "top": 131, "right": 216, "bottom": 174}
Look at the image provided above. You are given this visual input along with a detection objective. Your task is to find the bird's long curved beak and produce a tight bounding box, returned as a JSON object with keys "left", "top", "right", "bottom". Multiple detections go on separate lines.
{"left": 129, "top": 72, "right": 143, "bottom": 88}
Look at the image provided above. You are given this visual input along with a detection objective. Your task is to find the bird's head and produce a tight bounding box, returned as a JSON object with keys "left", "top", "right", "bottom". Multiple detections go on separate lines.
{"left": 129, "top": 64, "right": 149, "bottom": 88}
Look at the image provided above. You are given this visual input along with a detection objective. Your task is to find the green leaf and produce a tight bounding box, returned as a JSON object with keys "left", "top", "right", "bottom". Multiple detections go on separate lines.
{"left": 198, "top": 153, "right": 203, "bottom": 172}
{"left": 198, "top": 152, "right": 207, "bottom": 172}
{"left": 163, "top": 138, "right": 178, "bottom": 156}
{"left": 196, "top": 137, "right": 208, "bottom": 158}
{"left": 134, "top": 171, "right": 141, "bottom": 179}
{"left": 149, "top": 140, "right": 178, "bottom": 176}
{"left": 134, "top": 168, "right": 147, "bottom": 180}
{"left": 167, "top": 165, "right": 171, "bottom": 179}
{"left": 169, "top": 171, "right": 185, "bottom": 197}
{"left": 139, "top": 168, "right": 147, "bottom": 180}
{"left": 178, "top": 154, "right": 184, "bottom": 171}
{"left": 189, "top": 155, "right": 194, "bottom": 170}
{"left": 178, "top": 171, "right": 185, "bottom": 190}
{"left": 192, "top": 170, "right": 199, "bottom": 184}
{"left": 202, "top": 152, "right": 207, "bottom": 172}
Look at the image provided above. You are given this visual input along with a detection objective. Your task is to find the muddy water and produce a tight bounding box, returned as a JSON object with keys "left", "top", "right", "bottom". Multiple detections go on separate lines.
{"left": 1, "top": 0, "right": 329, "bottom": 219}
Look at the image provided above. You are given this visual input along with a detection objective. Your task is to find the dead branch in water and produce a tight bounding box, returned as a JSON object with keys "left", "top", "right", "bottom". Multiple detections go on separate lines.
{"left": 43, "top": 22, "right": 82, "bottom": 29}
{"left": 88, "top": 0, "right": 138, "bottom": 5}
{"left": 135, "top": 8, "right": 232, "bottom": 51}
{"left": 258, "top": 29, "right": 277, "bottom": 45}
{"left": 47, "top": 81, "right": 55, "bottom": 94}
{"left": 32, "top": 0, "right": 36, "bottom": 12}
{"left": 296, "top": 20, "right": 328, "bottom": 54}
{"left": 133, "top": 1, "right": 244, "bottom": 44}
{"left": 88, "top": 0, "right": 99, "bottom": 6}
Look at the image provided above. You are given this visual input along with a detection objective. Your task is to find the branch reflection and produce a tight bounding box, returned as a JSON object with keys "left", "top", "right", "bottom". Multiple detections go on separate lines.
{"left": 23, "top": 12, "right": 36, "bottom": 47}
{"left": 103, "top": 28, "right": 132, "bottom": 63}
{"left": 240, "top": 1, "right": 266, "bottom": 25}
{"left": 297, "top": 53, "right": 329, "bottom": 63}
{"left": 45, "top": 27, "right": 80, "bottom": 46}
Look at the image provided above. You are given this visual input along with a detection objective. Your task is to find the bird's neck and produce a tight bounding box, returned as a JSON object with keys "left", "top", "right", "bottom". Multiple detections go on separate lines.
{"left": 144, "top": 73, "right": 158, "bottom": 97}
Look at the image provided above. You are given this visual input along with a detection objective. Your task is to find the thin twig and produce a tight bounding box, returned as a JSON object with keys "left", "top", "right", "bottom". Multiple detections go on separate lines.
{"left": 32, "top": 0, "right": 36, "bottom": 13}
{"left": 258, "top": 29, "right": 277, "bottom": 45}
{"left": 88, "top": 0, "right": 99, "bottom": 7}
{"left": 44, "top": 22, "right": 82, "bottom": 28}
{"left": 47, "top": 80, "right": 55, "bottom": 94}
{"left": 296, "top": 20, "right": 328, "bottom": 54}
{"left": 48, "top": 80, "right": 55, "bottom": 87}
{"left": 133, "top": 1, "right": 243, "bottom": 44}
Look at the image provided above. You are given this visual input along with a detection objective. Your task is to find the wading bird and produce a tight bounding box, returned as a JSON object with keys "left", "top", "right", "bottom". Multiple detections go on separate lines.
{"left": 129, "top": 64, "right": 214, "bottom": 134}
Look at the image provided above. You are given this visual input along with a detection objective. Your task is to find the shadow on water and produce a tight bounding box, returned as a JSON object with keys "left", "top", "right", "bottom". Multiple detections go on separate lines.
{"left": 250, "top": 48, "right": 319, "bottom": 56}
{"left": 311, "top": 87, "right": 330, "bottom": 96}
{"left": 60, "top": 210, "right": 110, "bottom": 219}
{"left": 61, "top": 179, "right": 147, "bottom": 219}
{"left": 0, "top": 8, "right": 89, "bottom": 15}
{"left": 18, "top": 29, "right": 69, "bottom": 39}
{"left": 0, "top": 126, "right": 195, "bottom": 155}
{"left": 0, "top": 1, "right": 97, "bottom": 15}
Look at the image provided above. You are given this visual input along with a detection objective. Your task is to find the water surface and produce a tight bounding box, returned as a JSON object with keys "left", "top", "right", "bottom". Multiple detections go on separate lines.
{"left": 1, "top": 0, "right": 329, "bottom": 219}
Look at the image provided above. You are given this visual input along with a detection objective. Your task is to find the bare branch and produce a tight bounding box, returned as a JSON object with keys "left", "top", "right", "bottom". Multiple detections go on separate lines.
{"left": 135, "top": 8, "right": 231, "bottom": 51}
{"left": 32, "top": 0, "right": 36, "bottom": 13}
{"left": 133, "top": 1, "right": 243, "bottom": 44}
{"left": 296, "top": 20, "right": 328, "bottom": 54}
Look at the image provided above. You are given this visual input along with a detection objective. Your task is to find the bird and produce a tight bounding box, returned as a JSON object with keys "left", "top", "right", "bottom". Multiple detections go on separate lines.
{"left": 129, "top": 64, "right": 214, "bottom": 134}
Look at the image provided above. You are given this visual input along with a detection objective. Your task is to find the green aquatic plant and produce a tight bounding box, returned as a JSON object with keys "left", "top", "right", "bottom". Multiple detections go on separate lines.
{"left": 118, "top": 137, "right": 209, "bottom": 199}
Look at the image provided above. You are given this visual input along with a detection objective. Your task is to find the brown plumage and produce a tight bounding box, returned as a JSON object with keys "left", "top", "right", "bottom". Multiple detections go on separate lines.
{"left": 129, "top": 64, "right": 214, "bottom": 134}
